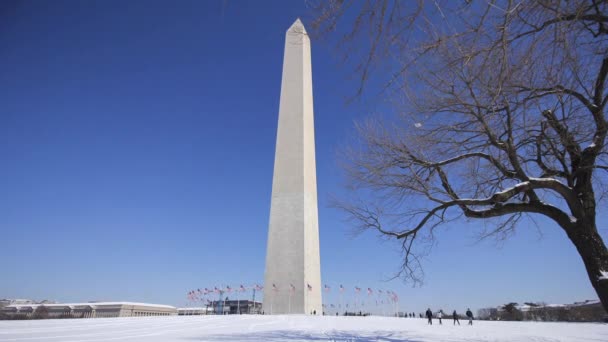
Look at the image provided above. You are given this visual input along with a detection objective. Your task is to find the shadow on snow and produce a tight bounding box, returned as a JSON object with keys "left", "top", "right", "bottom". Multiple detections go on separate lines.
{"left": 182, "top": 330, "right": 418, "bottom": 342}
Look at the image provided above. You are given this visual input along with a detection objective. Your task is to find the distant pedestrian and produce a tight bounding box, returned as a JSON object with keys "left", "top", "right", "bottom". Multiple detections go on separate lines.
{"left": 452, "top": 310, "right": 460, "bottom": 325}
{"left": 313, "top": 310, "right": 317, "bottom": 315}
{"left": 437, "top": 310, "right": 443, "bottom": 325}
{"left": 466, "top": 308, "right": 473, "bottom": 325}
{"left": 425, "top": 308, "right": 433, "bottom": 325}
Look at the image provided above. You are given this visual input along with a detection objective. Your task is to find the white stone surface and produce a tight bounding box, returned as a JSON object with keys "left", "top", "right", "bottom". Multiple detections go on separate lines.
{"left": 263, "top": 18, "right": 322, "bottom": 315}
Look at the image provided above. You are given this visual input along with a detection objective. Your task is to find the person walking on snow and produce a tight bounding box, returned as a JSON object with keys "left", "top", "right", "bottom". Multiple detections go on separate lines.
{"left": 452, "top": 310, "right": 460, "bottom": 325}
{"left": 437, "top": 309, "right": 443, "bottom": 325}
{"left": 466, "top": 308, "right": 474, "bottom": 325}
{"left": 425, "top": 308, "right": 433, "bottom": 325}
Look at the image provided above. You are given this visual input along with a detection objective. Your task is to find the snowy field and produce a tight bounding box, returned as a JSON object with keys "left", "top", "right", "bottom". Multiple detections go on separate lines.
{"left": 0, "top": 315, "right": 606, "bottom": 342}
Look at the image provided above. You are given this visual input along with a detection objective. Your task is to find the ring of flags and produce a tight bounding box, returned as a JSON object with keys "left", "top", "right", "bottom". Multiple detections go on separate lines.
{"left": 186, "top": 284, "right": 265, "bottom": 303}
{"left": 185, "top": 283, "right": 400, "bottom": 311}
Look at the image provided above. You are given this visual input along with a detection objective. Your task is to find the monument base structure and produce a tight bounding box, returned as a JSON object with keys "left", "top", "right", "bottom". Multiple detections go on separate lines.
{"left": 263, "top": 19, "right": 322, "bottom": 315}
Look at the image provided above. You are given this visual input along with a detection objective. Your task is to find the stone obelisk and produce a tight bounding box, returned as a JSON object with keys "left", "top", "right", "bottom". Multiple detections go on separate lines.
{"left": 263, "top": 19, "right": 322, "bottom": 315}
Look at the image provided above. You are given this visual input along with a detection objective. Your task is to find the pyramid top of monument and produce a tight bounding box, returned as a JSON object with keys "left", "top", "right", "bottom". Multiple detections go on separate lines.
{"left": 287, "top": 18, "right": 307, "bottom": 34}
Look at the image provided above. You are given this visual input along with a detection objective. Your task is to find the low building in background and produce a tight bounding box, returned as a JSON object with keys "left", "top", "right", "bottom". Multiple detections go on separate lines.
{"left": 177, "top": 307, "right": 213, "bottom": 315}
{"left": 1, "top": 302, "right": 177, "bottom": 319}
{"left": 206, "top": 300, "right": 262, "bottom": 315}
{"left": 1, "top": 299, "right": 36, "bottom": 306}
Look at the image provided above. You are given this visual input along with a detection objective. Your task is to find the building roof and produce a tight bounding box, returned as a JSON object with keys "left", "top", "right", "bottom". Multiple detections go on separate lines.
{"left": 177, "top": 307, "right": 211, "bottom": 311}
{"left": 5, "top": 302, "right": 176, "bottom": 309}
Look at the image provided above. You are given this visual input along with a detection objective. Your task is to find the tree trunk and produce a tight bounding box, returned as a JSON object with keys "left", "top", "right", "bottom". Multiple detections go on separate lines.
{"left": 566, "top": 222, "right": 608, "bottom": 314}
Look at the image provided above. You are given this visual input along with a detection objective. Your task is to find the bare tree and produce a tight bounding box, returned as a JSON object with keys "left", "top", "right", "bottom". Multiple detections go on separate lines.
{"left": 33, "top": 306, "right": 48, "bottom": 320}
{"left": 311, "top": 0, "right": 608, "bottom": 311}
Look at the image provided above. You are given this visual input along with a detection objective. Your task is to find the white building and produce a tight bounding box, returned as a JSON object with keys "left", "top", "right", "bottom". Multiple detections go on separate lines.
{"left": 1, "top": 302, "right": 177, "bottom": 319}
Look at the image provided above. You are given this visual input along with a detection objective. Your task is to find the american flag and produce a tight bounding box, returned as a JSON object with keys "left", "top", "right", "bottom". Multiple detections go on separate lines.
{"left": 355, "top": 287, "right": 361, "bottom": 293}
{"left": 226, "top": 286, "right": 232, "bottom": 293}
{"left": 339, "top": 285, "right": 345, "bottom": 293}
{"left": 367, "top": 288, "right": 373, "bottom": 296}
{"left": 254, "top": 284, "right": 264, "bottom": 291}
{"left": 330, "top": 304, "right": 335, "bottom": 308}
{"left": 204, "top": 288, "right": 210, "bottom": 295}
{"left": 324, "top": 284, "right": 331, "bottom": 292}
{"left": 290, "top": 284, "right": 296, "bottom": 293}
{"left": 272, "top": 283, "right": 278, "bottom": 291}
{"left": 307, "top": 283, "right": 313, "bottom": 291}
{"left": 214, "top": 287, "right": 220, "bottom": 293}
{"left": 239, "top": 285, "right": 247, "bottom": 292}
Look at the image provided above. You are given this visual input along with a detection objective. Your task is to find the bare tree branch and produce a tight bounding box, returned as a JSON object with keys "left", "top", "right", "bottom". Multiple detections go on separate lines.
{"left": 313, "top": 0, "right": 608, "bottom": 311}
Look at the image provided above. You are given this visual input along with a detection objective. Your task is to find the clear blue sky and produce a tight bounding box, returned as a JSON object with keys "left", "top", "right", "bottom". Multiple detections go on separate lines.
{"left": 0, "top": 0, "right": 603, "bottom": 313}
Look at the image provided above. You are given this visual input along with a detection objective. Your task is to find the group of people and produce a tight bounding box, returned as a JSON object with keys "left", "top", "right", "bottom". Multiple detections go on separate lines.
{"left": 425, "top": 308, "right": 474, "bottom": 325}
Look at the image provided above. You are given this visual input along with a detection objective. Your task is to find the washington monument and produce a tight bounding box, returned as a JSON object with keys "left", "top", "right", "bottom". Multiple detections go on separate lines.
{"left": 263, "top": 19, "right": 322, "bottom": 315}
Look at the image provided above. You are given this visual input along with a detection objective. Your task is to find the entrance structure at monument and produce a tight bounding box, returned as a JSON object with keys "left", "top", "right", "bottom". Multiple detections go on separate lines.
{"left": 263, "top": 19, "right": 322, "bottom": 315}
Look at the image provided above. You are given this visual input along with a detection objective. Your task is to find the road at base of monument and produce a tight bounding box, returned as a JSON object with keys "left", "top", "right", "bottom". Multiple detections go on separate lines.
{"left": 0, "top": 315, "right": 605, "bottom": 342}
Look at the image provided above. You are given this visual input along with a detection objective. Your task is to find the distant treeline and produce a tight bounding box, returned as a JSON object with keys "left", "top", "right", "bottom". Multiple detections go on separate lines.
{"left": 478, "top": 302, "right": 607, "bottom": 322}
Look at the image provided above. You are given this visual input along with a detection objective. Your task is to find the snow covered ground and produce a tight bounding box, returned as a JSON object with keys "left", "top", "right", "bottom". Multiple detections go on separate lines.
{"left": 0, "top": 315, "right": 606, "bottom": 342}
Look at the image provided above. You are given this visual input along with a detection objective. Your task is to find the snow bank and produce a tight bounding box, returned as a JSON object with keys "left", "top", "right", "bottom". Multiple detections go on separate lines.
{"left": 0, "top": 315, "right": 606, "bottom": 342}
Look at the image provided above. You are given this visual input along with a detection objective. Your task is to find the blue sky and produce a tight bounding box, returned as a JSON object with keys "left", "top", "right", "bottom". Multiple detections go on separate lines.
{"left": 0, "top": 0, "right": 604, "bottom": 313}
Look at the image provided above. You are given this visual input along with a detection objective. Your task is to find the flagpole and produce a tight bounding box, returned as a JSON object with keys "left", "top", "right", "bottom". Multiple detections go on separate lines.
{"left": 395, "top": 298, "right": 399, "bottom": 317}
{"left": 223, "top": 287, "right": 227, "bottom": 315}
{"left": 217, "top": 289, "right": 222, "bottom": 315}
{"left": 251, "top": 288, "right": 255, "bottom": 314}
{"left": 393, "top": 300, "right": 397, "bottom": 316}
